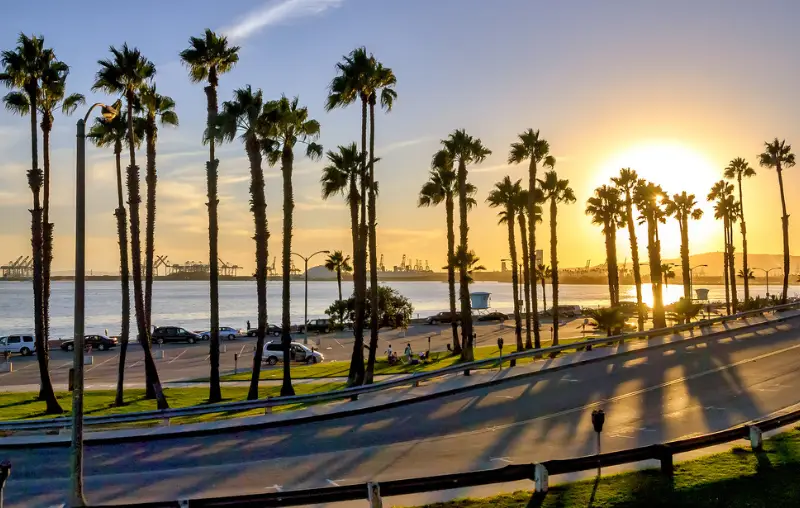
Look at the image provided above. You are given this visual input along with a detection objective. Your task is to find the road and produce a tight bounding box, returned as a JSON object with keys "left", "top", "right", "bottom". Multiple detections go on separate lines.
{"left": 1, "top": 319, "right": 589, "bottom": 389}
{"left": 3, "top": 318, "right": 800, "bottom": 506}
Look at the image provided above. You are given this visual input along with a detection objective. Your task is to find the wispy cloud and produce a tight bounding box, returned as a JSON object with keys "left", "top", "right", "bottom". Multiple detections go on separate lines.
{"left": 222, "top": 0, "right": 344, "bottom": 41}
{"left": 378, "top": 137, "right": 431, "bottom": 155}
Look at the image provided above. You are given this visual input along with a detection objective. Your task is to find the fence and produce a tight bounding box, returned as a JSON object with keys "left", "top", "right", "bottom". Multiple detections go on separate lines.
{"left": 1, "top": 302, "right": 799, "bottom": 435}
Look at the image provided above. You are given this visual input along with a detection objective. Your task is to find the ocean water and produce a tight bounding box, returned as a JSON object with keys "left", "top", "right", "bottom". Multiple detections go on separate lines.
{"left": 0, "top": 280, "right": 794, "bottom": 339}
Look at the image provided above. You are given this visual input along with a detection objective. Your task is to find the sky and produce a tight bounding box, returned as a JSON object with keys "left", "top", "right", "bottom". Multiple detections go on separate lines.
{"left": 1, "top": 0, "right": 800, "bottom": 275}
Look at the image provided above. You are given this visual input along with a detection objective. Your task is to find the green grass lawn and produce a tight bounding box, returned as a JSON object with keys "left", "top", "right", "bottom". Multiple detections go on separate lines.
{"left": 0, "top": 382, "right": 344, "bottom": 423}
{"left": 413, "top": 428, "right": 800, "bottom": 508}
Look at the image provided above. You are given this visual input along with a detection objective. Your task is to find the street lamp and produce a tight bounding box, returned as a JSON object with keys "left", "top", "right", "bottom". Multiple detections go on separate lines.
{"left": 71, "top": 101, "right": 119, "bottom": 507}
{"left": 752, "top": 267, "right": 782, "bottom": 298}
{"left": 689, "top": 264, "right": 707, "bottom": 299}
{"left": 292, "top": 250, "right": 330, "bottom": 344}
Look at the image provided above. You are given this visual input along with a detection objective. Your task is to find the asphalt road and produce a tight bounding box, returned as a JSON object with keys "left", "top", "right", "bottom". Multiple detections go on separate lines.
{"left": 3, "top": 318, "right": 800, "bottom": 507}
{"left": 1, "top": 319, "right": 588, "bottom": 388}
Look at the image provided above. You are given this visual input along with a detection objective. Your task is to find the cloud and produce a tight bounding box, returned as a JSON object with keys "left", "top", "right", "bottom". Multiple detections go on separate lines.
{"left": 222, "top": 0, "right": 344, "bottom": 41}
{"left": 470, "top": 163, "right": 513, "bottom": 174}
{"left": 378, "top": 137, "right": 431, "bottom": 154}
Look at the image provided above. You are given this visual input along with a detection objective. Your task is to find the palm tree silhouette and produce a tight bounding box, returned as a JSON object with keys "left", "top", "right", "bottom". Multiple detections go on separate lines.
{"left": 633, "top": 181, "right": 667, "bottom": 329}
{"left": 536, "top": 264, "right": 552, "bottom": 315}
{"left": 514, "top": 188, "right": 542, "bottom": 349}
{"left": 664, "top": 192, "right": 703, "bottom": 300}
{"left": 612, "top": 168, "right": 645, "bottom": 331}
{"left": 585, "top": 185, "right": 625, "bottom": 305}
{"left": 325, "top": 251, "right": 353, "bottom": 303}
{"left": 708, "top": 180, "right": 739, "bottom": 314}
{"left": 724, "top": 158, "right": 755, "bottom": 301}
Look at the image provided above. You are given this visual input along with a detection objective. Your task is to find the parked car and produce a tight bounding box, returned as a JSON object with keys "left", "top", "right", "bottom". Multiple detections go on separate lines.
{"left": 246, "top": 324, "right": 282, "bottom": 337}
{"left": 60, "top": 335, "right": 118, "bottom": 352}
{"left": 477, "top": 311, "right": 509, "bottom": 322}
{"left": 151, "top": 327, "right": 203, "bottom": 344}
{"left": 425, "top": 311, "right": 461, "bottom": 325}
{"left": 0, "top": 334, "right": 35, "bottom": 356}
{"left": 302, "top": 318, "right": 332, "bottom": 334}
{"left": 261, "top": 341, "right": 324, "bottom": 365}
{"left": 198, "top": 327, "right": 242, "bottom": 341}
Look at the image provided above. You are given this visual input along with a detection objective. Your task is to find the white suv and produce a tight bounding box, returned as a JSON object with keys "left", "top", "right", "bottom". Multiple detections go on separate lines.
{"left": 0, "top": 335, "right": 36, "bottom": 356}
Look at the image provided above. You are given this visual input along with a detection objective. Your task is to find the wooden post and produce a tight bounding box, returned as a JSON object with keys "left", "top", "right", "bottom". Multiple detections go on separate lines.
{"left": 534, "top": 463, "right": 549, "bottom": 492}
{"left": 749, "top": 425, "right": 763, "bottom": 451}
{"left": 659, "top": 446, "right": 674, "bottom": 476}
{"left": 367, "top": 482, "right": 383, "bottom": 508}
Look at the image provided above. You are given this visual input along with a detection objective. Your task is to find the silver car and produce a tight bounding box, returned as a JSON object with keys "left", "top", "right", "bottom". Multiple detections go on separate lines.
{"left": 262, "top": 341, "right": 324, "bottom": 365}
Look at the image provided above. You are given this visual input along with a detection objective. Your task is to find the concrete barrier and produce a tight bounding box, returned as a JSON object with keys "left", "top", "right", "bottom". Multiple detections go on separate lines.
{"left": 154, "top": 350, "right": 165, "bottom": 360}
{"left": 0, "top": 363, "right": 11, "bottom": 373}
{"left": 83, "top": 356, "right": 93, "bottom": 366}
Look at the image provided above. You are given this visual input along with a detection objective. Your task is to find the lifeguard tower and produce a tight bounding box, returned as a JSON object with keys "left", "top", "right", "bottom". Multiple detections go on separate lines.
{"left": 470, "top": 292, "right": 491, "bottom": 316}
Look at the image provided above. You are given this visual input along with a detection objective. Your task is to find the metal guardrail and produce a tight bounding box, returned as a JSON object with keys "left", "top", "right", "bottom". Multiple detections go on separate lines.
{"left": 2, "top": 301, "right": 799, "bottom": 433}
{"left": 80, "top": 404, "right": 800, "bottom": 508}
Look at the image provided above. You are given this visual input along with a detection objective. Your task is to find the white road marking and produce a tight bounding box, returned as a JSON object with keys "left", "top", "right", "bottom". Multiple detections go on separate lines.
{"left": 490, "top": 457, "right": 512, "bottom": 463}
{"left": 704, "top": 406, "right": 726, "bottom": 411}
{"left": 561, "top": 376, "right": 580, "bottom": 382}
{"left": 609, "top": 433, "right": 635, "bottom": 439}
{"left": 334, "top": 339, "right": 345, "bottom": 348}
{"left": 268, "top": 484, "right": 283, "bottom": 492}
{"left": 87, "top": 354, "right": 118, "bottom": 371}
{"left": 326, "top": 479, "right": 340, "bottom": 486}
{"left": 169, "top": 349, "right": 187, "bottom": 364}
{"left": 53, "top": 361, "right": 72, "bottom": 370}
{"left": 493, "top": 395, "right": 514, "bottom": 399}
{"left": 128, "top": 360, "right": 143, "bottom": 368}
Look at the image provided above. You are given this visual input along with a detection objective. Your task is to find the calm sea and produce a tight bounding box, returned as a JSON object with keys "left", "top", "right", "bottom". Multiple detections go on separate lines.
{"left": 0, "top": 280, "right": 794, "bottom": 338}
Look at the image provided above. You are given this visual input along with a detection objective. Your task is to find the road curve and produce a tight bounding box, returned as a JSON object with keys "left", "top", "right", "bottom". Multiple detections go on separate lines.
{"left": 4, "top": 319, "right": 800, "bottom": 507}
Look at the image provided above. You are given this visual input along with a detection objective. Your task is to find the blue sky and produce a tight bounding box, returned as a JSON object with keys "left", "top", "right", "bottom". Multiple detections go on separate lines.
{"left": 2, "top": 0, "right": 799, "bottom": 274}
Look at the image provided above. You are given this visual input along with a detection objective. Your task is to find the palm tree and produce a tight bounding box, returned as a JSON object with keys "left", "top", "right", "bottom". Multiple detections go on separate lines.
{"left": 585, "top": 185, "right": 624, "bottom": 305}
{"left": 633, "top": 181, "right": 667, "bottom": 328}
{"left": 738, "top": 268, "right": 755, "bottom": 281}
{"left": 325, "top": 251, "right": 352, "bottom": 303}
{"left": 487, "top": 176, "right": 524, "bottom": 351}
{"left": 418, "top": 150, "right": 477, "bottom": 354}
{"left": 514, "top": 188, "right": 542, "bottom": 349}
{"left": 708, "top": 180, "right": 738, "bottom": 314}
{"left": 661, "top": 263, "right": 676, "bottom": 288}
{"left": 588, "top": 307, "right": 625, "bottom": 337}
{"left": 180, "top": 29, "right": 240, "bottom": 403}
{"left": 664, "top": 192, "right": 703, "bottom": 300}
{"left": 326, "top": 47, "right": 374, "bottom": 386}
{"left": 139, "top": 85, "right": 178, "bottom": 335}
{"left": 724, "top": 158, "right": 755, "bottom": 301}
{"left": 93, "top": 43, "right": 168, "bottom": 409}
{"left": 216, "top": 86, "right": 269, "bottom": 401}
{"left": 612, "top": 168, "right": 645, "bottom": 331}
{"left": 1, "top": 34, "right": 63, "bottom": 414}
{"left": 758, "top": 139, "right": 795, "bottom": 303}
{"left": 88, "top": 113, "right": 142, "bottom": 406}
{"left": 536, "top": 264, "right": 552, "bottom": 315}
{"left": 261, "top": 95, "right": 322, "bottom": 396}
{"left": 538, "top": 170, "right": 575, "bottom": 346}
{"left": 508, "top": 129, "right": 556, "bottom": 348}
{"left": 440, "top": 130, "right": 491, "bottom": 361}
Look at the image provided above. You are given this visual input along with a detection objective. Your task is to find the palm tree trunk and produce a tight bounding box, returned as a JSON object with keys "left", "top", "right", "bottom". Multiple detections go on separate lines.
{"left": 609, "top": 227, "right": 620, "bottom": 305}
{"left": 723, "top": 219, "right": 731, "bottom": 315}
{"left": 247, "top": 137, "right": 269, "bottom": 400}
{"left": 205, "top": 82, "right": 222, "bottom": 403}
{"left": 365, "top": 102, "right": 380, "bottom": 384}
{"left": 526, "top": 159, "right": 541, "bottom": 348}
{"left": 349, "top": 98, "right": 369, "bottom": 386}
{"left": 549, "top": 198, "right": 559, "bottom": 346}
{"left": 337, "top": 266, "right": 343, "bottom": 302}
{"left": 125, "top": 92, "right": 167, "bottom": 409}
{"left": 737, "top": 175, "right": 750, "bottom": 302}
{"left": 457, "top": 160, "right": 474, "bottom": 361}
{"left": 346, "top": 166, "right": 364, "bottom": 386}
{"left": 144, "top": 120, "right": 156, "bottom": 336}
{"left": 727, "top": 214, "right": 738, "bottom": 312}
{"left": 541, "top": 274, "right": 547, "bottom": 316}
{"left": 42, "top": 121, "right": 53, "bottom": 362}
{"left": 680, "top": 218, "right": 691, "bottom": 301}
{"left": 777, "top": 166, "right": 790, "bottom": 303}
{"left": 507, "top": 209, "right": 522, "bottom": 350}
{"left": 625, "top": 196, "right": 645, "bottom": 331}
{"left": 603, "top": 225, "right": 615, "bottom": 305}
{"left": 649, "top": 219, "right": 666, "bottom": 328}
{"left": 518, "top": 213, "right": 532, "bottom": 349}
{"left": 445, "top": 195, "right": 461, "bottom": 354}
{"left": 280, "top": 147, "right": 295, "bottom": 397}
{"left": 113, "top": 146, "right": 131, "bottom": 407}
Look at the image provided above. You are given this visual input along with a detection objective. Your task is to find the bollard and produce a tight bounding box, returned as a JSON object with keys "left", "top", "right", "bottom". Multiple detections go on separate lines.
{"left": 749, "top": 425, "right": 763, "bottom": 451}
{"left": 0, "top": 461, "right": 10, "bottom": 508}
{"left": 162, "top": 417, "right": 170, "bottom": 427}
{"left": 463, "top": 368, "right": 471, "bottom": 376}
{"left": 659, "top": 446, "right": 674, "bottom": 476}
{"left": 367, "top": 482, "right": 383, "bottom": 508}
{"left": 0, "top": 362, "right": 12, "bottom": 373}
{"left": 220, "top": 344, "right": 227, "bottom": 354}
{"left": 265, "top": 397, "right": 273, "bottom": 415}
{"left": 84, "top": 355, "right": 94, "bottom": 366}
{"left": 68, "top": 367, "right": 75, "bottom": 392}
{"left": 534, "top": 463, "right": 548, "bottom": 493}
{"left": 234, "top": 353, "right": 239, "bottom": 374}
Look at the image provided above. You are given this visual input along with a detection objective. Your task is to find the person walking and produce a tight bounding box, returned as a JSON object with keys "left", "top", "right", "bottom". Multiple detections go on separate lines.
{"left": 247, "top": 320, "right": 251, "bottom": 331}
{"left": 404, "top": 343, "right": 413, "bottom": 363}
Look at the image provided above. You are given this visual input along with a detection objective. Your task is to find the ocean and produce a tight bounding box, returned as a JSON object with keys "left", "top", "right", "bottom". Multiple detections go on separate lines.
{"left": 0, "top": 280, "right": 794, "bottom": 339}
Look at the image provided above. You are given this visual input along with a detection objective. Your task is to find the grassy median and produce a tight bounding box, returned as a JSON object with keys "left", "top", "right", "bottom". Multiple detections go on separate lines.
{"left": 0, "top": 383, "right": 344, "bottom": 423}
{"left": 414, "top": 428, "right": 800, "bottom": 508}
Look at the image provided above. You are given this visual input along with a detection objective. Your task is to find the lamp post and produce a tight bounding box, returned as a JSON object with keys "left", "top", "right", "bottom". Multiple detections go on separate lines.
{"left": 292, "top": 250, "right": 330, "bottom": 344}
{"left": 689, "top": 264, "right": 708, "bottom": 299}
{"left": 753, "top": 267, "right": 782, "bottom": 298}
{"left": 71, "top": 102, "right": 118, "bottom": 507}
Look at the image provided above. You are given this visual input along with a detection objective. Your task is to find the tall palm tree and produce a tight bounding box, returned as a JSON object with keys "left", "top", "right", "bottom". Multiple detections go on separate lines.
{"left": 585, "top": 185, "right": 624, "bottom": 305}
{"left": 326, "top": 47, "right": 374, "bottom": 385}
{"left": 724, "top": 158, "right": 755, "bottom": 301}
{"left": 325, "top": 251, "right": 352, "bottom": 303}
{"left": 538, "top": 170, "right": 575, "bottom": 345}
{"left": 758, "top": 139, "right": 795, "bottom": 303}
{"left": 664, "top": 192, "right": 703, "bottom": 300}
{"left": 508, "top": 129, "right": 556, "bottom": 348}
{"left": 216, "top": 86, "right": 269, "bottom": 401}
{"left": 418, "top": 150, "right": 477, "bottom": 354}
{"left": 261, "top": 95, "right": 322, "bottom": 396}
{"left": 440, "top": 130, "right": 491, "bottom": 361}
{"left": 537, "top": 263, "right": 552, "bottom": 315}
{"left": 633, "top": 181, "right": 667, "bottom": 329}
{"left": 612, "top": 168, "right": 645, "bottom": 331}
{"left": 139, "top": 85, "right": 178, "bottom": 336}
{"left": 514, "top": 188, "right": 542, "bottom": 349}
{"left": 709, "top": 181, "right": 739, "bottom": 314}
{"left": 180, "top": 29, "right": 240, "bottom": 403}
{"left": 93, "top": 44, "right": 168, "bottom": 408}
{"left": 487, "top": 176, "right": 524, "bottom": 351}
{"left": 661, "top": 263, "right": 676, "bottom": 288}
{"left": 1, "top": 34, "right": 62, "bottom": 414}
{"left": 88, "top": 113, "right": 142, "bottom": 406}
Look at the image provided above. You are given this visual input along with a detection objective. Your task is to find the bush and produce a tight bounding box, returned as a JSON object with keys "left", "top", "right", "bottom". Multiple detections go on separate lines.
{"left": 325, "top": 285, "right": 414, "bottom": 329}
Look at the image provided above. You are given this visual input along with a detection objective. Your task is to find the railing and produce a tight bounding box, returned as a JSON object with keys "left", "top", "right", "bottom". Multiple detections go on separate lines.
{"left": 70, "top": 404, "right": 800, "bottom": 507}
{"left": 1, "top": 302, "right": 799, "bottom": 435}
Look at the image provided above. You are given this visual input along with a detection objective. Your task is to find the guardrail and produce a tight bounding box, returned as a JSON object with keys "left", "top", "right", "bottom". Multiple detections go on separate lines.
{"left": 2, "top": 301, "right": 799, "bottom": 434}
{"left": 68, "top": 401, "right": 800, "bottom": 507}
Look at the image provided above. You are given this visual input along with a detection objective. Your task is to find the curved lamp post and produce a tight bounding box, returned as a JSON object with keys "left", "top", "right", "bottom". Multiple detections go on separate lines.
{"left": 752, "top": 267, "right": 782, "bottom": 298}
{"left": 291, "top": 250, "right": 330, "bottom": 344}
{"left": 688, "top": 263, "right": 708, "bottom": 300}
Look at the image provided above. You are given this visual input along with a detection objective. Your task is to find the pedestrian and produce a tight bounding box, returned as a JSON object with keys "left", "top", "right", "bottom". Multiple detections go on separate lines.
{"left": 247, "top": 319, "right": 251, "bottom": 331}
{"left": 404, "top": 343, "right": 412, "bottom": 363}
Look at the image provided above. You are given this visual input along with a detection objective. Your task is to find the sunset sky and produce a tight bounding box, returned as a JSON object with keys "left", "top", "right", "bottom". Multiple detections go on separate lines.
{"left": 1, "top": 0, "right": 799, "bottom": 274}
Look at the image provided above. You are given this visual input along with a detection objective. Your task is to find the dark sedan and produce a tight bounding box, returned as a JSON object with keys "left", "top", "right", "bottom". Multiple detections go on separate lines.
{"left": 61, "top": 335, "right": 118, "bottom": 352}
{"left": 477, "top": 311, "right": 509, "bottom": 322}
{"left": 151, "top": 327, "right": 203, "bottom": 344}
{"left": 247, "top": 324, "right": 282, "bottom": 337}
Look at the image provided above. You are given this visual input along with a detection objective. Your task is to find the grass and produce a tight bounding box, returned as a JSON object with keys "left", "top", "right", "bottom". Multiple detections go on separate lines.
{"left": 412, "top": 428, "right": 800, "bottom": 508}
{"left": 0, "top": 382, "right": 344, "bottom": 424}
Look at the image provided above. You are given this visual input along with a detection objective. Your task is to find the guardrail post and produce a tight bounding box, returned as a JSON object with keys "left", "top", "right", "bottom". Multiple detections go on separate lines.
{"left": 162, "top": 417, "right": 170, "bottom": 427}
{"left": 463, "top": 368, "right": 471, "bottom": 376}
{"left": 178, "top": 500, "right": 189, "bottom": 508}
{"left": 265, "top": 397, "right": 272, "bottom": 415}
{"left": 749, "top": 425, "right": 763, "bottom": 451}
{"left": 367, "top": 481, "right": 383, "bottom": 508}
{"left": 1, "top": 460, "right": 11, "bottom": 508}
{"left": 534, "top": 463, "right": 548, "bottom": 492}
{"left": 658, "top": 445, "right": 674, "bottom": 476}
